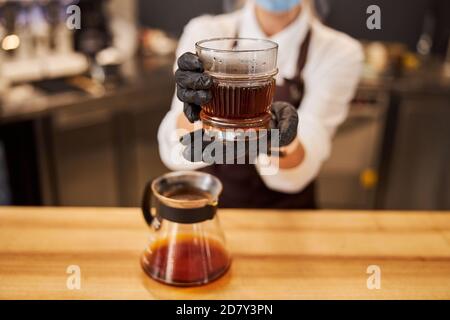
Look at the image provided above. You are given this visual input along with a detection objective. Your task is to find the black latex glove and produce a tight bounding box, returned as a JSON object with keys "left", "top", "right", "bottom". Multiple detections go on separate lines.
{"left": 175, "top": 52, "right": 212, "bottom": 123}
{"left": 269, "top": 101, "right": 299, "bottom": 147}
{"left": 180, "top": 129, "right": 250, "bottom": 164}
{"left": 180, "top": 101, "right": 299, "bottom": 163}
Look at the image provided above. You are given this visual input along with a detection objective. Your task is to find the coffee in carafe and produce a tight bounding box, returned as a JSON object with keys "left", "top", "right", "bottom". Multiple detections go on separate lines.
{"left": 142, "top": 234, "right": 230, "bottom": 285}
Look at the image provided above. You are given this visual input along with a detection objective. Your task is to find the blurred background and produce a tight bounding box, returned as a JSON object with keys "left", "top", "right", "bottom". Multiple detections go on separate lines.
{"left": 0, "top": 0, "right": 449, "bottom": 210}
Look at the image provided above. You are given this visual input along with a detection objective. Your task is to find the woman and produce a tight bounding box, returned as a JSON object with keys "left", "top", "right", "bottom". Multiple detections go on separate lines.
{"left": 158, "top": 0, "right": 363, "bottom": 208}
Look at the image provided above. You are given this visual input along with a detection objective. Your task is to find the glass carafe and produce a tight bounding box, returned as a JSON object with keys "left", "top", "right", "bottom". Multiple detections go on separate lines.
{"left": 140, "top": 171, "right": 231, "bottom": 286}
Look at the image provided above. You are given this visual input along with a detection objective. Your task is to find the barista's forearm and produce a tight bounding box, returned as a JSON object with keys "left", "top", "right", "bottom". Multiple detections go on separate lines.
{"left": 177, "top": 113, "right": 196, "bottom": 133}
{"left": 277, "top": 138, "right": 305, "bottom": 169}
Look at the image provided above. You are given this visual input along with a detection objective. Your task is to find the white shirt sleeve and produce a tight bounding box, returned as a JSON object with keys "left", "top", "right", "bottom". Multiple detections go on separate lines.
{"left": 256, "top": 33, "right": 364, "bottom": 193}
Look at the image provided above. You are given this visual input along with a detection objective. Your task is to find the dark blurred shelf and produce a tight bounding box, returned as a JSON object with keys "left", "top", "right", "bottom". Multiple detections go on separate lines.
{"left": 0, "top": 55, "right": 175, "bottom": 125}
{"left": 0, "top": 55, "right": 176, "bottom": 207}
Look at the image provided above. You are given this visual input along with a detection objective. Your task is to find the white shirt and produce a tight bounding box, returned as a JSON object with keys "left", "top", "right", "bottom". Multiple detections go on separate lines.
{"left": 158, "top": 0, "right": 364, "bottom": 193}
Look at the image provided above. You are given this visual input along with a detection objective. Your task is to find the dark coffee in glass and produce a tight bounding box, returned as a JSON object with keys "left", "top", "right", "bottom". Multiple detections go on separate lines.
{"left": 196, "top": 38, "right": 278, "bottom": 136}
{"left": 203, "top": 79, "right": 276, "bottom": 120}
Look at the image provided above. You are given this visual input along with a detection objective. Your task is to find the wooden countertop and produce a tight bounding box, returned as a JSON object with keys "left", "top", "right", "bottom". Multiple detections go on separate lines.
{"left": 1, "top": 207, "right": 450, "bottom": 300}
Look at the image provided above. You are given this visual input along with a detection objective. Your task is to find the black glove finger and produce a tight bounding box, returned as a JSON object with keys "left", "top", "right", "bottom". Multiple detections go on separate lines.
{"left": 177, "top": 84, "right": 212, "bottom": 105}
{"left": 271, "top": 101, "right": 299, "bottom": 146}
{"left": 269, "top": 112, "right": 278, "bottom": 130}
{"left": 234, "top": 141, "right": 250, "bottom": 162}
{"left": 180, "top": 128, "right": 204, "bottom": 146}
{"left": 219, "top": 140, "right": 254, "bottom": 163}
{"left": 175, "top": 69, "right": 212, "bottom": 90}
{"left": 180, "top": 129, "right": 205, "bottom": 162}
{"left": 177, "top": 52, "right": 204, "bottom": 72}
{"left": 183, "top": 102, "right": 201, "bottom": 123}
{"left": 180, "top": 129, "right": 217, "bottom": 163}
{"left": 182, "top": 144, "right": 204, "bottom": 163}
{"left": 179, "top": 129, "right": 213, "bottom": 150}
{"left": 202, "top": 139, "right": 225, "bottom": 164}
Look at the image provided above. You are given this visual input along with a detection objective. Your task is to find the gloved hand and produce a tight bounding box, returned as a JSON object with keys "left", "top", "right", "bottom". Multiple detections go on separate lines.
{"left": 268, "top": 101, "right": 299, "bottom": 147}
{"left": 180, "top": 101, "right": 299, "bottom": 163}
{"left": 175, "top": 52, "right": 212, "bottom": 123}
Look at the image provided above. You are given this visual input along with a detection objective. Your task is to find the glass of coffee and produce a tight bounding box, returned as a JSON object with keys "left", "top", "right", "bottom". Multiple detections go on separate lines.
{"left": 196, "top": 38, "right": 278, "bottom": 139}
{"left": 140, "top": 171, "right": 230, "bottom": 286}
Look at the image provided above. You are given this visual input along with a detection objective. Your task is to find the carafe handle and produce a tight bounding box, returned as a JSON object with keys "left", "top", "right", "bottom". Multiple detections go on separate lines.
{"left": 141, "top": 179, "right": 154, "bottom": 227}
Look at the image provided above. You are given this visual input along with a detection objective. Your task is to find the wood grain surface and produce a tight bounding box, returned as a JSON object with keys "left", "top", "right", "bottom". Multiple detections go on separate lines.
{"left": 1, "top": 207, "right": 450, "bottom": 300}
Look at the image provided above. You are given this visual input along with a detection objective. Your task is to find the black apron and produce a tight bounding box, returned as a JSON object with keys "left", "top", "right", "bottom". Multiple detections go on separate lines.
{"left": 200, "top": 29, "right": 315, "bottom": 209}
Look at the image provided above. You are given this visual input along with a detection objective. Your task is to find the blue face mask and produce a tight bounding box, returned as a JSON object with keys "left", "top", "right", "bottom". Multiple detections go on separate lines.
{"left": 255, "top": 0, "right": 302, "bottom": 12}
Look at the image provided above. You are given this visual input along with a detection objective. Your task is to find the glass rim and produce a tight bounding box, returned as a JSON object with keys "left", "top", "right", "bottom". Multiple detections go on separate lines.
{"left": 205, "top": 68, "right": 278, "bottom": 80}
{"left": 151, "top": 171, "right": 223, "bottom": 208}
{"left": 196, "top": 37, "right": 279, "bottom": 53}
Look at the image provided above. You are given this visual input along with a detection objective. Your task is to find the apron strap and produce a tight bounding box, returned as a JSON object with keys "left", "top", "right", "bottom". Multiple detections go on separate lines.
{"left": 294, "top": 28, "right": 312, "bottom": 81}
{"left": 281, "top": 27, "right": 312, "bottom": 107}
{"left": 233, "top": 21, "right": 313, "bottom": 106}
